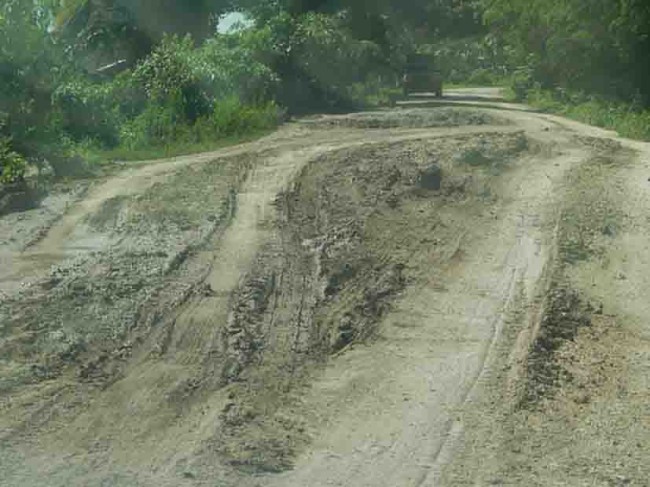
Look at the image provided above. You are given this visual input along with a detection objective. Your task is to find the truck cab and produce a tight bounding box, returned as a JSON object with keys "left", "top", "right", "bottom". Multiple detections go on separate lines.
{"left": 402, "top": 54, "right": 443, "bottom": 98}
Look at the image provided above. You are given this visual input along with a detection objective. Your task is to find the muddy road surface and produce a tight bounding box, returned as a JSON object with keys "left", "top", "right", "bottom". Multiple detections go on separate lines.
{"left": 1, "top": 90, "right": 648, "bottom": 486}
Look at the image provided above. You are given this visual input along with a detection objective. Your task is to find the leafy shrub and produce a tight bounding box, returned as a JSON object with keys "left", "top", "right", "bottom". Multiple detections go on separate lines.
{"left": 211, "top": 98, "right": 281, "bottom": 136}
{"left": 51, "top": 77, "right": 126, "bottom": 147}
{"left": 0, "top": 135, "right": 27, "bottom": 184}
{"left": 132, "top": 32, "right": 279, "bottom": 116}
{"left": 2, "top": 2, "right": 414, "bottom": 167}
{"left": 133, "top": 35, "right": 211, "bottom": 123}
{"left": 294, "top": 13, "right": 384, "bottom": 92}
{"left": 119, "top": 103, "right": 181, "bottom": 150}
{"left": 119, "top": 33, "right": 282, "bottom": 151}
{"left": 193, "top": 34, "right": 279, "bottom": 104}
{"left": 565, "top": 101, "right": 650, "bottom": 140}
{"left": 467, "top": 69, "right": 498, "bottom": 86}
{"left": 509, "top": 64, "right": 537, "bottom": 101}
{"left": 119, "top": 98, "right": 281, "bottom": 151}
{"left": 525, "top": 88, "right": 564, "bottom": 112}
{"left": 430, "top": 36, "right": 509, "bottom": 85}
{"left": 347, "top": 81, "right": 401, "bottom": 108}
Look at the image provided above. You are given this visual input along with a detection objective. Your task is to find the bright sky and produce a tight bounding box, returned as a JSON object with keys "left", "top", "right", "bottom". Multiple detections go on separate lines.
{"left": 217, "top": 12, "right": 253, "bottom": 34}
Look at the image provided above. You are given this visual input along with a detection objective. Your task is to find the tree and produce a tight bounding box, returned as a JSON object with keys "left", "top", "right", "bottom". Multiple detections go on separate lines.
{"left": 54, "top": 0, "right": 236, "bottom": 68}
{"left": 481, "top": 0, "right": 650, "bottom": 104}
{"left": 0, "top": 0, "right": 64, "bottom": 160}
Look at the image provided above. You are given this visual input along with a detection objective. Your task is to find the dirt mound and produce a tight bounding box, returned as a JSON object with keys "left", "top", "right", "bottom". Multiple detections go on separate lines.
{"left": 300, "top": 107, "right": 507, "bottom": 130}
{"left": 214, "top": 132, "right": 532, "bottom": 472}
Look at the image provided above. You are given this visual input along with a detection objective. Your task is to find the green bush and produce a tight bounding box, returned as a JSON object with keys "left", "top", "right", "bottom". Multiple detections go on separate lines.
{"left": 347, "top": 81, "right": 401, "bottom": 108}
{"left": 509, "top": 65, "right": 536, "bottom": 101}
{"left": 115, "top": 34, "right": 282, "bottom": 153}
{"left": 211, "top": 98, "right": 281, "bottom": 135}
{"left": 525, "top": 88, "right": 564, "bottom": 112}
{"left": 51, "top": 77, "right": 126, "bottom": 147}
{"left": 118, "top": 97, "right": 281, "bottom": 152}
{"left": 133, "top": 35, "right": 211, "bottom": 123}
{"left": 193, "top": 33, "right": 279, "bottom": 104}
{"left": 429, "top": 36, "right": 509, "bottom": 85}
{"left": 467, "top": 69, "right": 497, "bottom": 86}
{"left": 119, "top": 98, "right": 200, "bottom": 151}
{"left": 565, "top": 101, "right": 650, "bottom": 141}
{"left": 0, "top": 135, "right": 27, "bottom": 184}
{"left": 1, "top": 2, "right": 413, "bottom": 169}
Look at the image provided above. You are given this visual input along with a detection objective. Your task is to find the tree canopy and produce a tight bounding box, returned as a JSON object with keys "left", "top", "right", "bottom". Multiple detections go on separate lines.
{"left": 482, "top": 0, "right": 650, "bottom": 103}
{"left": 2, "top": 0, "right": 650, "bottom": 182}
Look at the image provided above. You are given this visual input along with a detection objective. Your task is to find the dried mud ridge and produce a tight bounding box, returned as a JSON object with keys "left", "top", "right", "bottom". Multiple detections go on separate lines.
{"left": 519, "top": 286, "right": 593, "bottom": 407}
{"left": 1, "top": 101, "right": 649, "bottom": 486}
{"left": 212, "top": 131, "right": 530, "bottom": 472}
{"left": 300, "top": 107, "right": 507, "bottom": 130}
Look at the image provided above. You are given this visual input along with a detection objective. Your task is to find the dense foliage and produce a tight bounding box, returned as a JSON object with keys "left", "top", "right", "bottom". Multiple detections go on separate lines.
{"left": 1, "top": 1, "right": 286, "bottom": 177}
{"left": 482, "top": 0, "right": 650, "bottom": 105}
{"left": 1, "top": 0, "right": 429, "bottom": 178}
{"left": 1, "top": 0, "right": 62, "bottom": 162}
{"left": 2, "top": 0, "right": 649, "bottom": 181}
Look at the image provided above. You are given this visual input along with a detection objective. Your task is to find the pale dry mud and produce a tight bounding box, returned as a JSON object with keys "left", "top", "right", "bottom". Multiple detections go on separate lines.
{"left": 0, "top": 97, "right": 648, "bottom": 486}
{"left": 435, "top": 106, "right": 650, "bottom": 486}
{"left": 257, "top": 107, "right": 582, "bottom": 487}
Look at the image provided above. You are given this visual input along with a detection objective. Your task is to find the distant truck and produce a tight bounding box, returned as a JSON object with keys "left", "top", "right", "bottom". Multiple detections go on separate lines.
{"left": 402, "top": 54, "right": 443, "bottom": 98}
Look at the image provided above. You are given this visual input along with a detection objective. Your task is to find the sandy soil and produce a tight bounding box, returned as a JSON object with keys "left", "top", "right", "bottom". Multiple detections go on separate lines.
{"left": 0, "top": 93, "right": 648, "bottom": 486}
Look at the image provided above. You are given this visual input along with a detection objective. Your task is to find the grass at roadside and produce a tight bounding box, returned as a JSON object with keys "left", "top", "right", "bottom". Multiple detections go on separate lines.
{"left": 82, "top": 129, "right": 274, "bottom": 165}
{"left": 67, "top": 84, "right": 403, "bottom": 172}
{"left": 4, "top": 80, "right": 403, "bottom": 188}
{"left": 521, "top": 89, "right": 650, "bottom": 141}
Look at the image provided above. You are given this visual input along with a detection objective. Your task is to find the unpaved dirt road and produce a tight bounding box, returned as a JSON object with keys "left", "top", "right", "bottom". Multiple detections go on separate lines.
{"left": 1, "top": 89, "right": 648, "bottom": 486}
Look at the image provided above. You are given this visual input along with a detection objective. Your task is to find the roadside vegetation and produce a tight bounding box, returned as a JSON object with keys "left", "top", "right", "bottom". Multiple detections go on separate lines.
{"left": 0, "top": 0, "right": 484, "bottom": 182}
{"left": 517, "top": 89, "right": 650, "bottom": 141}
{"left": 419, "top": 0, "right": 650, "bottom": 141}
{"left": 2, "top": 0, "right": 649, "bottom": 184}
{"left": 485, "top": 0, "right": 650, "bottom": 140}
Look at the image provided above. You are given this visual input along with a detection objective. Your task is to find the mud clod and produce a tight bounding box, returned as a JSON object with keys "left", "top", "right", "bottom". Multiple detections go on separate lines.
{"left": 417, "top": 163, "right": 442, "bottom": 191}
